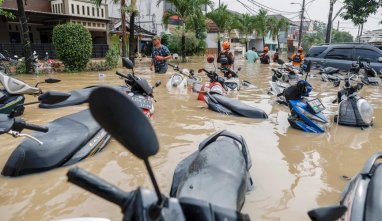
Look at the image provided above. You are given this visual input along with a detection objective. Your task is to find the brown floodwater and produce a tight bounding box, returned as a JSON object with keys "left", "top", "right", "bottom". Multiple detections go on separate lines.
{"left": 1, "top": 57, "right": 382, "bottom": 221}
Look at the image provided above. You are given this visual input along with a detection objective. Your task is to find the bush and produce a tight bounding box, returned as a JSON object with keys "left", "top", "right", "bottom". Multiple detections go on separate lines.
{"left": 105, "top": 45, "right": 119, "bottom": 69}
{"left": 15, "top": 60, "right": 26, "bottom": 74}
{"left": 53, "top": 23, "right": 92, "bottom": 72}
{"left": 164, "top": 30, "right": 207, "bottom": 56}
{"left": 86, "top": 61, "right": 109, "bottom": 72}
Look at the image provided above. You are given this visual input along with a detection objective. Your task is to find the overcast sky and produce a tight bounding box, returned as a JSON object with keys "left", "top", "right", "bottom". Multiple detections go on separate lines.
{"left": 212, "top": 0, "right": 382, "bottom": 37}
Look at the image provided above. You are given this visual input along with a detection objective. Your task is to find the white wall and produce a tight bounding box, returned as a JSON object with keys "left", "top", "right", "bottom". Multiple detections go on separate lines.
{"left": 206, "top": 33, "right": 218, "bottom": 48}
{"left": 108, "top": 0, "right": 166, "bottom": 35}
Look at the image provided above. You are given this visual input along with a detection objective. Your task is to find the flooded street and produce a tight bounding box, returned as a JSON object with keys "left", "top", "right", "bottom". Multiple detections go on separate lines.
{"left": 1, "top": 57, "right": 382, "bottom": 221}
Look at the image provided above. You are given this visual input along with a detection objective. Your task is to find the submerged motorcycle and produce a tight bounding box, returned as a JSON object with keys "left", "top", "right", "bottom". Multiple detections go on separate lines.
{"left": 1, "top": 109, "right": 110, "bottom": 177}
{"left": 198, "top": 58, "right": 267, "bottom": 119}
{"left": 268, "top": 68, "right": 291, "bottom": 105}
{"left": 308, "top": 152, "right": 382, "bottom": 221}
{"left": 166, "top": 63, "right": 201, "bottom": 90}
{"left": 116, "top": 57, "right": 160, "bottom": 118}
{"left": 353, "top": 56, "right": 381, "bottom": 86}
{"left": 66, "top": 86, "right": 252, "bottom": 221}
{"left": 219, "top": 66, "right": 242, "bottom": 91}
{"left": 332, "top": 74, "right": 373, "bottom": 127}
{"left": 0, "top": 70, "right": 61, "bottom": 116}
{"left": 284, "top": 61, "right": 328, "bottom": 133}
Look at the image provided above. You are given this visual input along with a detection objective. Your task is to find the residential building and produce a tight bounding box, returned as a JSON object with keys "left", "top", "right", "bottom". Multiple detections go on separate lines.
{"left": 360, "top": 29, "right": 382, "bottom": 44}
{"left": 0, "top": 0, "right": 110, "bottom": 57}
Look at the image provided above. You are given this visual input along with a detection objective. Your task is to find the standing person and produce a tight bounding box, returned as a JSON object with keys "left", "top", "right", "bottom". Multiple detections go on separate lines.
{"left": 245, "top": 47, "right": 259, "bottom": 63}
{"left": 272, "top": 48, "right": 284, "bottom": 65}
{"left": 217, "top": 41, "right": 234, "bottom": 70}
{"left": 259, "top": 46, "right": 270, "bottom": 64}
{"left": 290, "top": 47, "right": 305, "bottom": 67}
{"left": 150, "top": 35, "right": 171, "bottom": 74}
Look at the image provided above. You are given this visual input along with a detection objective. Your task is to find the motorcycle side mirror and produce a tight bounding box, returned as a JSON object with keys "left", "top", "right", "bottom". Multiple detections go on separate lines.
{"left": 89, "top": 87, "right": 164, "bottom": 215}
{"left": 307, "top": 205, "right": 347, "bottom": 221}
{"left": 89, "top": 87, "right": 159, "bottom": 160}
{"left": 122, "top": 57, "right": 134, "bottom": 70}
{"left": 155, "top": 80, "right": 161, "bottom": 87}
{"left": 45, "top": 78, "right": 61, "bottom": 83}
{"left": 207, "top": 56, "right": 214, "bottom": 63}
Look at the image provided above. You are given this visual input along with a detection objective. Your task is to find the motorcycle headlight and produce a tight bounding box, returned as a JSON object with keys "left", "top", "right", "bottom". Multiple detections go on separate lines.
{"left": 210, "top": 85, "right": 224, "bottom": 94}
{"left": 357, "top": 99, "right": 374, "bottom": 124}
{"left": 172, "top": 74, "right": 183, "bottom": 86}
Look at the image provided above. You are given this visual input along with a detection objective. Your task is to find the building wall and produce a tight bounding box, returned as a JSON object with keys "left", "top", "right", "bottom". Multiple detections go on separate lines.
{"left": 65, "top": 0, "right": 107, "bottom": 19}
{"left": 2, "top": 0, "right": 51, "bottom": 12}
{"left": 108, "top": 0, "right": 165, "bottom": 35}
{"left": 206, "top": 33, "right": 218, "bottom": 49}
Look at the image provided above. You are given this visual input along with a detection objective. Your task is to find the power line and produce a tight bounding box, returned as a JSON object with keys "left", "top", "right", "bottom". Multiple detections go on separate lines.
{"left": 236, "top": 0, "right": 259, "bottom": 14}
{"left": 246, "top": 0, "right": 300, "bottom": 15}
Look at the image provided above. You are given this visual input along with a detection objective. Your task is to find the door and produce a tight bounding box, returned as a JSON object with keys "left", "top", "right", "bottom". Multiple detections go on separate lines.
{"left": 323, "top": 47, "right": 354, "bottom": 71}
{"left": 354, "top": 48, "right": 382, "bottom": 75}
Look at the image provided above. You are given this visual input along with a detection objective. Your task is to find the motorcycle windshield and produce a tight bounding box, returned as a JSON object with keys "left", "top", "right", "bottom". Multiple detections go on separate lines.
{"left": 132, "top": 77, "right": 153, "bottom": 96}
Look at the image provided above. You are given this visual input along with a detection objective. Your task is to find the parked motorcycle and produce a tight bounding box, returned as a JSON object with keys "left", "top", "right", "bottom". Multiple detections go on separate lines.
{"left": 352, "top": 56, "right": 381, "bottom": 86}
{"left": 219, "top": 66, "right": 242, "bottom": 91}
{"left": 284, "top": 61, "right": 328, "bottom": 133}
{"left": 332, "top": 74, "right": 373, "bottom": 127}
{"left": 1, "top": 109, "right": 111, "bottom": 177}
{"left": 66, "top": 86, "right": 251, "bottom": 221}
{"left": 268, "top": 68, "right": 291, "bottom": 105}
{"left": 308, "top": 152, "right": 382, "bottom": 221}
{"left": 0, "top": 70, "right": 61, "bottom": 116}
{"left": 166, "top": 63, "right": 201, "bottom": 89}
{"left": 116, "top": 57, "right": 161, "bottom": 118}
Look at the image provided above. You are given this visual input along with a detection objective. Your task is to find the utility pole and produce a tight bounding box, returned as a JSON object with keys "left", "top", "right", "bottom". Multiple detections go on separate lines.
{"left": 359, "top": 23, "right": 364, "bottom": 43}
{"left": 325, "top": 0, "right": 335, "bottom": 43}
{"left": 121, "top": 0, "right": 127, "bottom": 57}
{"left": 298, "top": 0, "right": 305, "bottom": 48}
{"left": 337, "top": 20, "right": 339, "bottom": 31}
{"left": 17, "top": 0, "right": 32, "bottom": 74}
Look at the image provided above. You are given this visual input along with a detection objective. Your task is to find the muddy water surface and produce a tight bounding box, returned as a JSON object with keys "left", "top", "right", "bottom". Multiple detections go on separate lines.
{"left": 1, "top": 57, "right": 382, "bottom": 221}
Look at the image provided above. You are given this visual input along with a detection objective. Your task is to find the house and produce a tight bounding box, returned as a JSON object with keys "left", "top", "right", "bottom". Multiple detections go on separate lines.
{"left": 360, "top": 29, "right": 382, "bottom": 44}
{"left": 0, "top": 0, "right": 110, "bottom": 57}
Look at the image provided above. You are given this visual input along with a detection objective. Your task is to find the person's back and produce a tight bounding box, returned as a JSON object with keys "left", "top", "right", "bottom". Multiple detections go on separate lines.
{"left": 218, "top": 41, "right": 234, "bottom": 69}
{"left": 260, "top": 47, "right": 270, "bottom": 64}
{"left": 246, "top": 47, "right": 259, "bottom": 63}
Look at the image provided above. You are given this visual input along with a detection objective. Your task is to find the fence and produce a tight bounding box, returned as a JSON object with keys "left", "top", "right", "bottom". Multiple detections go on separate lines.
{"left": 0, "top": 43, "right": 109, "bottom": 59}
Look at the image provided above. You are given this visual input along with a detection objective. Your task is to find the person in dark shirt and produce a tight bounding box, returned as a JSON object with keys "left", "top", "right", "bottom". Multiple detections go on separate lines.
{"left": 260, "top": 46, "right": 270, "bottom": 64}
{"left": 150, "top": 35, "right": 171, "bottom": 74}
{"left": 217, "top": 41, "right": 234, "bottom": 69}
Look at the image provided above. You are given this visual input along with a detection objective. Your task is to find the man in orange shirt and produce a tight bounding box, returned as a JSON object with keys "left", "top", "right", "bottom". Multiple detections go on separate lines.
{"left": 291, "top": 47, "right": 305, "bottom": 67}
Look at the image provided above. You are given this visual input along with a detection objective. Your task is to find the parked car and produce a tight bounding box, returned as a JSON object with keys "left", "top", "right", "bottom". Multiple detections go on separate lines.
{"left": 305, "top": 43, "right": 382, "bottom": 74}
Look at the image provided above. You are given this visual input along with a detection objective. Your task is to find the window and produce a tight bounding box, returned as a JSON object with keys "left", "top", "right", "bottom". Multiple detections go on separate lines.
{"left": 61, "top": 4, "right": 63, "bottom": 13}
{"left": 82, "top": 6, "right": 85, "bottom": 15}
{"left": 325, "top": 48, "right": 353, "bottom": 60}
{"left": 97, "top": 8, "right": 99, "bottom": 17}
{"left": 101, "top": 9, "right": 104, "bottom": 17}
{"left": 355, "top": 48, "right": 381, "bottom": 63}
{"left": 87, "top": 7, "right": 90, "bottom": 15}
{"left": 83, "top": 22, "right": 86, "bottom": 26}
{"left": 71, "top": 4, "right": 74, "bottom": 14}
{"left": 53, "top": 4, "right": 55, "bottom": 13}
{"left": 77, "top": 5, "right": 80, "bottom": 14}
{"left": 97, "top": 23, "right": 100, "bottom": 27}
{"left": 88, "top": 22, "right": 91, "bottom": 26}
{"left": 92, "top": 7, "right": 95, "bottom": 16}
{"left": 306, "top": 46, "right": 327, "bottom": 57}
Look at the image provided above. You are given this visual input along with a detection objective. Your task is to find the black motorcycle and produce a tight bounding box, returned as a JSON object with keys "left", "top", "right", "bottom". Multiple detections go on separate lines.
{"left": 352, "top": 56, "right": 380, "bottom": 86}
{"left": 66, "top": 86, "right": 252, "bottom": 221}
{"left": 308, "top": 152, "right": 382, "bottom": 221}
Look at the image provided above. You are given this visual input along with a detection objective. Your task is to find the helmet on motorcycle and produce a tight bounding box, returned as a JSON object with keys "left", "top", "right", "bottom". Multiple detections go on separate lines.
{"left": 264, "top": 46, "right": 269, "bottom": 52}
{"left": 222, "top": 41, "right": 230, "bottom": 50}
{"left": 297, "top": 80, "right": 312, "bottom": 97}
{"left": 298, "top": 47, "right": 303, "bottom": 52}
{"left": 207, "top": 55, "right": 215, "bottom": 63}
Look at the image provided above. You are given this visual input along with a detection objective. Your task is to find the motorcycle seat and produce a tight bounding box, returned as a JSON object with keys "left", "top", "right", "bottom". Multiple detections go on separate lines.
{"left": 210, "top": 94, "right": 268, "bottom": 119}
{"left": 365, "top": 164, "right": 382, "bottom": 221}
{"left": 2, "top": 109, "right": 101, "bottom": 176}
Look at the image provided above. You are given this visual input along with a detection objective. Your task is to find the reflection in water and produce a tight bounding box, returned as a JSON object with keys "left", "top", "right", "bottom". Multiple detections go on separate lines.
{"left": 1, "top": 57, "right": 382, "bottom": 220}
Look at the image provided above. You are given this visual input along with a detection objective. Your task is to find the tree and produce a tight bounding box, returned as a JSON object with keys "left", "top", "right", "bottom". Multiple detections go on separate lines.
{"left": 332, "top": 30, "right": 353, "bottom": 43}
{"left": 253, "top": 9, "right": 268, "bottom": 48}
{"left": 158, "top": 0, "right": 213, "bottom": 62}
{"left": 267, "top": 16, "right": 289, "bottom": 51}
{"left": 0, "top": 0, "right": 14, "bottom": 18}
{"left": 237, "top": 14, "right": 256, "bottom": 52}
{"left": 341, "top": 0, "right": 380, "bottom": 25}
{"left": 302, "top": 33, "right": 324, "bottom": 50}
{"left": 16, "top": 0, "right": 32, "bottom": 74}
{"left": 206, "top": 4, "right": 233, "bottom": 55}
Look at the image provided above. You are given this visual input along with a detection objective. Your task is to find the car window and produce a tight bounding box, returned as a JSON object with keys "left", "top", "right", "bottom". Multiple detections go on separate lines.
{"left": 355, "top": 49, "right": 381, "bottom": 62}
{"left": 325, "top": 48, "right": 353, "bottom": 60}
{"left": 306, "top": 46, "right": 327, "bottom": 57}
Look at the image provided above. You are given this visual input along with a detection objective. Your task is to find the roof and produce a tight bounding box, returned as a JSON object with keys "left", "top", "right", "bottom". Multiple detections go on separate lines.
{"left": 206, "top": 19, "right": 219, "bottom": 33}
{"left": 111, "top": 18, "right": 156, "bottom": 36}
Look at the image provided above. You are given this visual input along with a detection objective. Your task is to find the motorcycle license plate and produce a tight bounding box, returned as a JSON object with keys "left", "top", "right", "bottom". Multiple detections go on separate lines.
{"left": 307, "top": 98, "right": 325, "bottom": 114}
{"left": 130, "top": 96, "right": 152, "bottom": 110}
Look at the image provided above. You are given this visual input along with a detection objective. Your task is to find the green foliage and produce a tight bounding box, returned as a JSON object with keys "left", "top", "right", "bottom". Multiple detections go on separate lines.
{"left": 0, "top": 0, "right": 15, "bottom": 18}
{"left": 86, "top": 61, "right": 109, "bottom": 72}
{"left": 105, "top": 35, "right": 120, "bottom": 69}
{"left": 53, "top": 23, "right": 92, "bottom": 72}
{"left": 206, "top": 4, "right": 232, "bottom": 34}
{"left": 15, "top": 61, "right": 26, "bottom": 74}
{"left": 165, "top": 30, "right": 206, "bottom": 56}
{"left": 332, "top": 30, "right": 354, "bottom": 43}
{"left": 253, "top": 9, "right": 268, "bottom": 39}
{"left": 342, "top": 0, "right": 380, "bottom": 25}
{"left": 302, "top": 33, "right": 324, "bottom": 50}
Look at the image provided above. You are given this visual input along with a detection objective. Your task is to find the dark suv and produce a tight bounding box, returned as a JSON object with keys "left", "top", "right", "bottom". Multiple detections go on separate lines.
{"left": 305, "top": 43, "right": 382, "bottom": 74}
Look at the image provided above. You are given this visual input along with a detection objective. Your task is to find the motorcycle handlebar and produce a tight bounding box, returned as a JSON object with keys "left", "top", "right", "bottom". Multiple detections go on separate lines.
{"left": 115, "top": 71, "right": 128, "bottom": 80}
{"left": 16, "top": 120, "right": 48, "bottom": 133}
{"left": 67, "top": 167, "right": 131, "bottom": 208}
